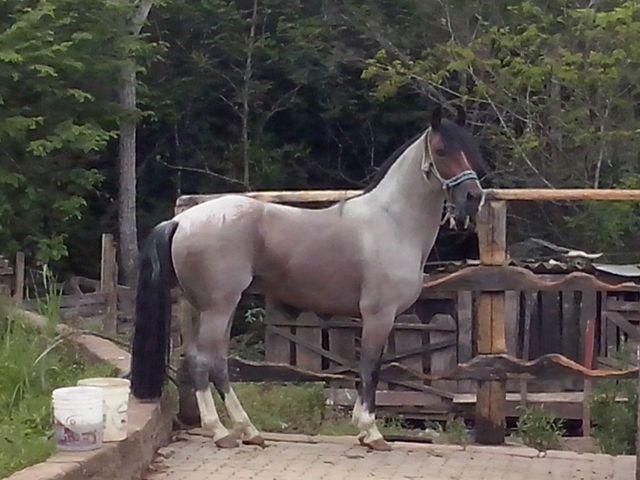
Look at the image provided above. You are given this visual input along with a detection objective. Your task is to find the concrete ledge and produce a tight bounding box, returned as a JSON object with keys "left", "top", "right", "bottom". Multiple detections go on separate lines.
{"left": 6, "top": 327, "right": 175, "bottom": 480}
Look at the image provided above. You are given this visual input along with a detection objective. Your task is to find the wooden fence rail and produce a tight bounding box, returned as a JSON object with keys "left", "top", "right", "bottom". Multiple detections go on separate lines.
{"left": 174, "top": 189, "right": 640, "bottom": 448}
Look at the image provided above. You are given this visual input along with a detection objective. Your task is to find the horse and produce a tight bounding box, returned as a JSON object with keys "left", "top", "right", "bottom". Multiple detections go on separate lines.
{"left": 131, "top": 106, "right": 485, "bottom": 451}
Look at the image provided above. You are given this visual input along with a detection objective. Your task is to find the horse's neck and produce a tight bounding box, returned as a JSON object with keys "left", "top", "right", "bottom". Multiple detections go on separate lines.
{"left": 356, "top": 133, "right": 445, "bottom": 249}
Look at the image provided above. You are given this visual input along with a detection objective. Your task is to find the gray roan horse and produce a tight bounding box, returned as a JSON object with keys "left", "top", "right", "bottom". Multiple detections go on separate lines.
{"left": 131, "top": 106, "right": 485, "bottom": 451}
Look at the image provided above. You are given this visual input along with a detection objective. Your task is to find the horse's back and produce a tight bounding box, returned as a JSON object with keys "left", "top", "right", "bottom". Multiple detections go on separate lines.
{"left": 171, "top": 195, "right": 266, "bottom": 307}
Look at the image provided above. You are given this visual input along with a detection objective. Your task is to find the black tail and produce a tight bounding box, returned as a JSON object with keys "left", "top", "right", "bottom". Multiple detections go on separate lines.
{"left": 131, "top": 220, "right": 179, "bottom": 399}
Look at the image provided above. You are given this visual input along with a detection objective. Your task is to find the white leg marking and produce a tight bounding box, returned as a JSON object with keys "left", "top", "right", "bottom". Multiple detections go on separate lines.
{"left": 195, "top": 388, "right": 230, "bottom": 442}
{"left": 355, "top": 407, "right": 383, "bottom": 443}
{"left": 351, "top": 397, "right": 363, "bottom": 426}
{"left": 224, "top": 387, "right": 260, "bottom": 440}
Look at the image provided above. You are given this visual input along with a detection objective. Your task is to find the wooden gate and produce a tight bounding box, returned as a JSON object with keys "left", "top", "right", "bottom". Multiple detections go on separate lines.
{"left": 263, "top": 291, "right": 470, "bottom": 416}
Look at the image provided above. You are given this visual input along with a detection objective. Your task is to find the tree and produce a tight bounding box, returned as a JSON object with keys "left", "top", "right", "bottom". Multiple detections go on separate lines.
{"left": 0, "top": 0, "right": 125, "bottom": 265}
{"left": 362, "top": 0, "right": 640, "bottom": 249}
{"left": 118, "top": 0, "right": 154, "bottom": 287}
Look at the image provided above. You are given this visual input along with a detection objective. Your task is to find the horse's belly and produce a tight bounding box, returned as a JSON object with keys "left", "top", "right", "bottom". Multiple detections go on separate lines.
{"left": 256, "top": 268, "right": 362, "bottom": 316}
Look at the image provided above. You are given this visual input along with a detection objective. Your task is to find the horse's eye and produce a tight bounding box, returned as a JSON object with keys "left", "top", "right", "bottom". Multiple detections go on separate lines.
{"left": 435, "top": 149, "right": 446, "bottom": 157}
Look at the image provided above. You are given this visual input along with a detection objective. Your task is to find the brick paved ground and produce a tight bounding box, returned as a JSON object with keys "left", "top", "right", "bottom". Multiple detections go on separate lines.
{"left": 145, "top": 433, "right": 634, "bottom": 480}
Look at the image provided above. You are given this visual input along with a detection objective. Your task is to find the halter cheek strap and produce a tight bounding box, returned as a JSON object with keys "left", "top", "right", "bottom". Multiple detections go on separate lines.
{"left": 421, "top": 129, "right": 479, "bottom": 191}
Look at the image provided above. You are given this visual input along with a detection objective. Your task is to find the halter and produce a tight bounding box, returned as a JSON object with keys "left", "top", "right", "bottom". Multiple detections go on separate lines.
{"left": 421, "top": 128, "right": 480, "bottom": 228}
{"left": 421, "top": 128, "right": 479, "bottom": 190}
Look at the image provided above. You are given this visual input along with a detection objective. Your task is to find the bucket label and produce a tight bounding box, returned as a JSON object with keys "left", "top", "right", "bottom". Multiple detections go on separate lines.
{"left": 54, "top": 416, "right": 103, "bottom": 450}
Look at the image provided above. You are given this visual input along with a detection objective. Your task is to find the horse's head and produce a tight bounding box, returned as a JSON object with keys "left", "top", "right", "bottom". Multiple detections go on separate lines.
{"left": 424, "top": 106, "right": 485, "bottom": 223}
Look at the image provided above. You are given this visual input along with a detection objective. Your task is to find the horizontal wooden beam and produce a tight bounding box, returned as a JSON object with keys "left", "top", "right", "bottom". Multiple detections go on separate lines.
{"left": 485, "top": 189, "right": 640, "bottom": 202}
{"left": 227, "top": 356, "right": 349, "bottom": 382}
{"left": 383, "top": 353, "right": 638, "bottom": 382}
{"left": 422, "top": 266, "right": 640, "bottom": 293}
{"left": 176, "top": 188, "right": 640, "bottom": 213}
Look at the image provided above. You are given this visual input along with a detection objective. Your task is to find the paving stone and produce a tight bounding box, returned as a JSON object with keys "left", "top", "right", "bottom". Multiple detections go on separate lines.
{"left": 144, "top": 437, "right": 635, "bottom": 480}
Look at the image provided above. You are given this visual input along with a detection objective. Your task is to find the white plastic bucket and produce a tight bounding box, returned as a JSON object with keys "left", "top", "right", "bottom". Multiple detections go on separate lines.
{"left": 52, "top": 386, "right": 104, "bottom": 451}
{"left": 77, "top": 377, "right": 130, "bottom": 442}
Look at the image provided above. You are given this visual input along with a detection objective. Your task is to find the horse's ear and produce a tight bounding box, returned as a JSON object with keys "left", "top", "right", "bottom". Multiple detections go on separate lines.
{"left": 455, "top": 105, "right": 466, "bottom": 127}
{"left": 431, "top": 106, "right": 442, "bottom": 131}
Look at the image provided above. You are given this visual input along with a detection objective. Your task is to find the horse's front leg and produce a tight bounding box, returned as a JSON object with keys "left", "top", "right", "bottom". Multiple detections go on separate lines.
{"left": 352, "top": 308, "right": 395, "bottom": 451}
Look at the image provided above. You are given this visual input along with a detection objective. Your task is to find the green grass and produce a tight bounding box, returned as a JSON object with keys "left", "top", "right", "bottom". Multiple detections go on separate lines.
{"left": 0, "top": 302, "right": 116, "bottom": 477}
{"left": 216, "top": 383, "right": 423, "bottom": 438}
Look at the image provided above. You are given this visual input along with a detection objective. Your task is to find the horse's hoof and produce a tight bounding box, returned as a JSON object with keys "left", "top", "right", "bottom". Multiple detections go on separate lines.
{"left": 365, "top": 438, "right": 392, "bottom": 451}
{"left": 357, "top": 435, "right": 367, "bottom": 447}
{"left": 243, "top": 435, "right": 266, "bottom": 448}
{"left": 215, "top": 434, "right": 239, "bottom": 449}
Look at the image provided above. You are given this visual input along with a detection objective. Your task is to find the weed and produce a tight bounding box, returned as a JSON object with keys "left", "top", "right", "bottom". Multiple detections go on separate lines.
{"left": 589, "top": 343, "right": 637, "bottom": 455}
{"left": 443, "top": 416, "right": 469, "bottom": 446}
{"left": 0, "top": 302, "right": 115, "bottom": 477}
{"left": 516, "top": 405, "right": 564, "bottom": 451}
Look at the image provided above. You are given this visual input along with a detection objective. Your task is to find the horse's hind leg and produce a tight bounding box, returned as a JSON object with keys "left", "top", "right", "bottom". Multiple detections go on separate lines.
{"left": 206, "top": 315, "right": 264, "bottom": 446}
{"left": 187, "top": 302, "right": 240, "bottom": 448}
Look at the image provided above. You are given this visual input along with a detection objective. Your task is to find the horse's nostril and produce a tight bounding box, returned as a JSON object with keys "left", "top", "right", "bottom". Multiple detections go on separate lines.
{"left": 466, "top": 191, "right": 479, "bottom": 202}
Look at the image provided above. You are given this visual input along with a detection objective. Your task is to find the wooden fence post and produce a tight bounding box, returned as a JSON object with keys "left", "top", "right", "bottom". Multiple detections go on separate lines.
{"left": 100, "top": 234, "right": 118, "bottom": 337}
{"left": 475, "top": 200, "right": 507, "bottom": 444}
{"left": 13, "top": 251, "right": 25, "bottom": 304}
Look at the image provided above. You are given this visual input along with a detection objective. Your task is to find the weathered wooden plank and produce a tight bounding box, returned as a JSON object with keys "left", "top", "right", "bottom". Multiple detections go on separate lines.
{"left": 475, "top": 381, "right": 506, "bottom": 445}
{"left": 430, "top": 314, "right": 457, "bottom": 391}
{"left": 520, "top": 292, "right": 533, "bottom": 406}
{"left": 421, "top": 266, "right": 640, "bottom": 294}
{"left": 13, "top": 251, "right": 24, "bottom": 304}
{"left": 606, "top": 299, "right": 640, "bottom": 312}
{"left": 328, "top": 316, "right": 356, "bottom": 388}
{"left": 457, "top": 291, "right": 473, "bottom": 393}
{"left": 100, "top": 233, "right": 117, "bottom": 336}
{"left": 265, "top": 316, "right": 455, "bottom": 331}
{"left": 381, "top": 339, "right": 456, "bottom": 364}
{"left": 295, "top": 312, "right": 323, "bottom": 371}
{"left": 267, "top": 324, "right": 353, "bottom": 367}
{"left": 176, "top": 189, "right": 640, "bottom": 215}
{"left": 504, "top": 291, "right": 519, "bottom": 356}
{"left": 477, "top": 201, "right": 507, "bottom": 265}
{"left": 475, "top": 200, "right": 507, "bottom": 445}
{"left": 541, "top": 291, "right": 561, "bottom": 354}
{"left": 326, "top": 388, "right": 450, "bottom": 410}
{"left": 562, "top": 291, "right": 579, "bottom": 361}
{"left": 485, "top": 189, "right": 640, "bottom": 202}
{"left": 264, "top": 298, "right": 292, "bottom": 364}
{"left": 23, "top": 292, "right": 107, "bottom": 309}
{"left": 477, "top": 293, "right": 507, "bottom": 355}
{"left": 394, "top": 314, "right": 424, "bottom": 373}
{"left": 227, "top": 357, "right": 349, "bottom": 383}
{"left": 580, "top": 290, "right": 597, "bottom": 361}
{"left": 605, "top": 311, "right": 640, "bottom": 341}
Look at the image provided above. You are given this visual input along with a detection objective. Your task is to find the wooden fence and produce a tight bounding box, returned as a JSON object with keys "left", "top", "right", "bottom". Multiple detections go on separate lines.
{"left": 2, "top": 234, "right": 133, "bottom": 336}
{"left": 174, "top": 189, "right": 640, "bottom": 446}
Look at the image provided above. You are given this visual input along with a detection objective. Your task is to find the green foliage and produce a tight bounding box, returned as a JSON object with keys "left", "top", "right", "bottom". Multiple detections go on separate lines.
{"left": 567, "top": 174, "right": 640, "bottom": 256}
{"left": 215, "top": 383, "right": 326, "bottom": 433}
{"left": 0, "top": 303, "right": 116, "bottom": 477}
{"left": 0, "top": 0, "right": 153, "bottom": 265}
{"left": 443, "top": 416, "right": 469, "bottom": 446}
{"left": 516, "top": 405, "right": 565, "bottom": 451}
{"left": 361, "top": 0, "right": 640, "bottom": 252}
{"left": 590, "top": 343, "right": 637, "bottom": 455}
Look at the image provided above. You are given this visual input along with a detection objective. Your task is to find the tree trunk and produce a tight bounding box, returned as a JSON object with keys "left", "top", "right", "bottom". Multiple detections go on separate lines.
{"left": 117, "top": 0, "right": 153, "bottom": 287}
{"left": 118, "top": 62, "right": 139, "bottom": 287}
{"left": 241, "top": 0, "right": 259, "bottom": 189}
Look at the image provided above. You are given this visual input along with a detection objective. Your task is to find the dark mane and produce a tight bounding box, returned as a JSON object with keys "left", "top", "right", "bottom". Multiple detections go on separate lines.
{"left": 362, "top": 131, "right": 424, "bottom": 194}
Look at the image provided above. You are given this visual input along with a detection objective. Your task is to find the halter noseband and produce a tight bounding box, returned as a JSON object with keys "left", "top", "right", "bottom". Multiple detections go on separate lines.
{"left": 421, "top": 128, "right": 479, "bottom": 191}
{"left": 421, "top": 128, "right": 481, "bottom": 229}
